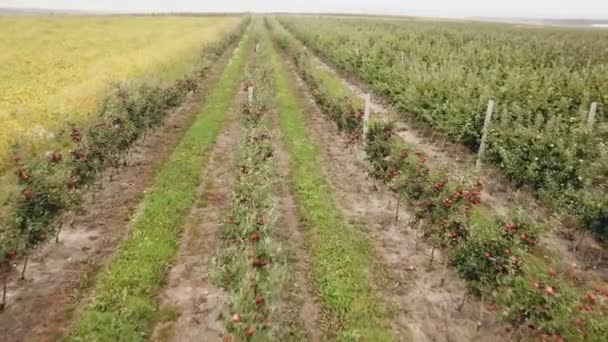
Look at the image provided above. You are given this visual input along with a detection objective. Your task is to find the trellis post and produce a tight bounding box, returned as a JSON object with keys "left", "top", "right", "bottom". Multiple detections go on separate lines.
{"left": 476, "top": 100, "right": 495, "bottom": 170}
{"left": 363, "top": 93, "right": 371, "bottom": 142}
{"left": 248, "top": 86, "right": 254, "bottom": 105}
{"left": 588, "top": 102, "right": 598, "bottom": 131}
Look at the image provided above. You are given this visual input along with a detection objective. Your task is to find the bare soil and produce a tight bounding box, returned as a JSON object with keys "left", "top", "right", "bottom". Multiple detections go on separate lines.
{"left": 151, "top": 117, "right": 240, "bottom": 342}
{"left": 0, "top": 44, "right": 238, "bottom": 342}
{"left": 286, "top": 55, "right": 507, "bottom": 342}
{"left": 304, "top": 46, "right": 608, "bottom": 284}
{"left": 153, "top": 84, "right": 327, "bottom": 341}
{"left": 272, "top": 112, "right": 325, "bottom": 342}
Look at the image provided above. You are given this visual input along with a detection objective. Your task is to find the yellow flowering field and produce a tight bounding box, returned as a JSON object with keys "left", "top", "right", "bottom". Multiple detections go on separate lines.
{"left": 0, "top": 15, "right": 239, "bottom": 169}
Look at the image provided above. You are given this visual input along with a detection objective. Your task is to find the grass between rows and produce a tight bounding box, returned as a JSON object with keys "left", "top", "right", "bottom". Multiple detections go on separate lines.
{"left": 312, "top": 65, "right": 362, "bottom": 107}
{"left": 67, "top": 32, "right": 252, "bottom": 341}
{"left": 267, "top": 31, "right": 394, "bottom": 341}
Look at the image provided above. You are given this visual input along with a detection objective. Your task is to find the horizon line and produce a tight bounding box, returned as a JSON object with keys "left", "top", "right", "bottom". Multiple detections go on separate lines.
{"left": 1, "top": 6, "right": 607, "bottom": 22}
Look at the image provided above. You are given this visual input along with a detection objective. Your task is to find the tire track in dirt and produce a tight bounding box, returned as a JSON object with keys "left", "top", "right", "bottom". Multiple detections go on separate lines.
{"left": 272, "top": 112, "right": 324, "bottom": 342}
{"left": 283, "top": 55, "right": 507, "bottom": 342}
{"left": 0, "top": 42, "right": 239, "bottom": 342}
{"left": 151, "top": 116, "right": 240, "bottom": 342}
{"left": 298, "top": 41, "right": 608, "bottom": 284}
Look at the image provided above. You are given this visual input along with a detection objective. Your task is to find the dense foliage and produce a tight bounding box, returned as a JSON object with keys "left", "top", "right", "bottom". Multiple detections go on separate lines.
{"left": 277, "top": 16, "right": 608, "bottom": 238}
{"left": 365, "top": 123, "right": 608, "bottom": 340}
{"left": 267, "top": 17, "right": 608, "bottom": 339}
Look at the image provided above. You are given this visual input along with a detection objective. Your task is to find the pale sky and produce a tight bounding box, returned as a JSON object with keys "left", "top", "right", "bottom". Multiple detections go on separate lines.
{"left": 1, "top": 0, "right": 607, "bottom": 19}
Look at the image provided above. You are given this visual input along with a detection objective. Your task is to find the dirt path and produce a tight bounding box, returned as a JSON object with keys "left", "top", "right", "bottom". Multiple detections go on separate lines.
{"left": 272, "top": 113, "right": 325, "bottom": 342}
{"left": 284, "top": 56, "right": 507, "bottom": 342}
{"left": 149, "top": 39, "right": 252, "bottom": 341}
{"left": 0, "top": 44, "right": 239, "bottom": 342}
{"left": 301, "top": 43, "right": 608, "bottom": 284}
{"left": 151, "top": 117, "right": 240, "bottom": 342}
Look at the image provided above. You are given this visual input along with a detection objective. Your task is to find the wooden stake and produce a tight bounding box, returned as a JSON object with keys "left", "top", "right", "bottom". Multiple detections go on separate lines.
{"left": 363, "top": 93, "right": 371, "bottom": 141}
{"left": 255, "top": 42, "right": 260, "bottom": 53}
{"left": 476, "top": 100, "right": 495, "bottom": 170}
{"left": 429, "top": 246, "right": 436, "bottom": 267}
{"left": 355, "top": 47, "right": 360, "bottom": 56}
{"left": 21, "top": 255, "right": 28, "bottom": 280}
{"left": 400, "top": 51, "right": 405, "bottom": 64}
{"left": 56, "top": 217, "right": 63, "bottom": 243}
{"left": 248, "top": 86, "right": 254, "bottom": 105}
{"left": 588, "top": 102, "right": 597, "bottom": 131}
{"left": 413, "top": 226, "right": 421, "bottom": 252}
{"left": 477, "top": 295, "right": 484, "bottom": 330}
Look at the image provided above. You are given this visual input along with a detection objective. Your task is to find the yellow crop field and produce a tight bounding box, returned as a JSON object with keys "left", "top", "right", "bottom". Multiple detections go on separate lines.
{"left": 0, "top": 15, "right": 240, "bottom": 169}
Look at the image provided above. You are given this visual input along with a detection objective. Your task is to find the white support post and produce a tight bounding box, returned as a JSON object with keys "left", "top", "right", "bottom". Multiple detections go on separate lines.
{"left": 588, "top": 102, "right": 597, "bottom": 131}
{"left": 355, "top": 47, "right": 360, "bottom": 56}
{"left": 476, "top": 100, "right": 495, "bottom": 170}
{"left": 248, "top": 86, "right": 254, "bottom": 105}
{"left": 401, "top": 51, "right": 405, "bottom": 64}
{"left": 255, "top": 42, "right": 260, "bottom": 53}
{"left": 363, "top": 93, "right": 371, "bottom": 141}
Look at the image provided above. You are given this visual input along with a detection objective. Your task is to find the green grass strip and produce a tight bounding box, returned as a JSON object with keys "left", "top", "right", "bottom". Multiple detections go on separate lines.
{"left": 312, "top": 63, "right": 362, "bottom": 107}
{"left": 267, "top": 33, "right": 393, "bottom": 342}
{"left": 68, "top": 33, "right": 252, "bottom": 341}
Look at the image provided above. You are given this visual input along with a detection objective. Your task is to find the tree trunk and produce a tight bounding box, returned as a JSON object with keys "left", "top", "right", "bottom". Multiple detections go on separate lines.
{"left": 413, "top": 229, "right": 420, "bottom": 254}
{"left": 575, "top": 230, "right": 587, "bottom": 252}
{"left": 1, "top": 275, "right": 7, "bottom": 311}
{"left": 394, "top": 196, "right": 400, "bottom": 222}
{"left": 56, "top": 217, "right": 63, "bottom": 243}
{"left": 457, "top": 291, "right": 468, "bottom": 311}
{"left": 440, "top": 256, "right": 449, "bottom": 286}
{"left": 21, "top": 255, "right": 28, "bottom": 280}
